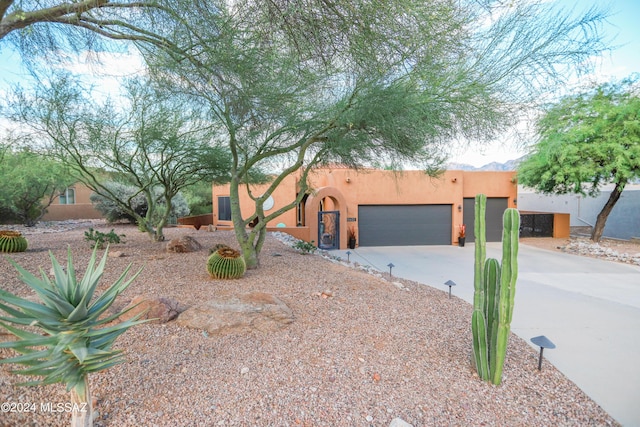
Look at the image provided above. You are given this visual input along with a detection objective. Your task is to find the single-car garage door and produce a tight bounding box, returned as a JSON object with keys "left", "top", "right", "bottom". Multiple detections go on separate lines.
{"left": 358, "top": 205, "right": 452, "bottom": 246}
{"left": 463, "top": 197, "right": 508, "bottom": 242}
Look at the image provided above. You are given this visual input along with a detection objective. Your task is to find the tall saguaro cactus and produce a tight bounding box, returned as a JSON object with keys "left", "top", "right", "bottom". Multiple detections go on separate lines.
{"left": 471, "top": 194, "right": 520, "bottom": 385}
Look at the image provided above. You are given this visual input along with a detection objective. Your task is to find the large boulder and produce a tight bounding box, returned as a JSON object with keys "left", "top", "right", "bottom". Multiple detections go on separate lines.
{"left": 176, "top": 292, "right": 294, "bottom": 335}
{"left": 120, "top": 295, "right": 180, "bottom": 323}
{"left": 166, "top": 236, "right": 202, "bottom": 253}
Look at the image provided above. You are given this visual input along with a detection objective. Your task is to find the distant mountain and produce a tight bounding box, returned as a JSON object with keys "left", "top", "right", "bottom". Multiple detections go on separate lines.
{"left": 447, "top": 156, "right": 524, "bottom": 171}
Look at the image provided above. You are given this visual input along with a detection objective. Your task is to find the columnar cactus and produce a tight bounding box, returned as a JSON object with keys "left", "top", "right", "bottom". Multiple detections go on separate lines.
{"left": 207, "top": 247, "right": 246, "bottom": 279}
{"left": 471, "top": 194, "right": 520, "bottom": 385}
{"left": 0, "top": 230, "right": 28, "bottom": 253}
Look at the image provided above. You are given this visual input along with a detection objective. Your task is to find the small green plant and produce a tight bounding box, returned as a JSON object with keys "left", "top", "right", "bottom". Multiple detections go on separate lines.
{"left": 0, "top": 246, "right": 145, "bottom": 427}
{"left": 0, "top": 230, "right": 28, "bottom": 253}
{"left": 207, "top": 247, "right": 246, "bottom": 279}
{"left": 84, "top": 228, "right": 125, "bottom": 249}
{"left": 293, "top": 239, "right": 316, "bottom": 254}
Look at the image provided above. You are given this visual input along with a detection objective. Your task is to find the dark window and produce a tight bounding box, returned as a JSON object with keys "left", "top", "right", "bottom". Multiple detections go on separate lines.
{"left": 218, "top": 196, "right": 231, "bottom": 221}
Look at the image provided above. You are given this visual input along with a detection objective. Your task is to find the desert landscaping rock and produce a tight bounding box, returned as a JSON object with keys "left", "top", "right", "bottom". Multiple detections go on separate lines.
{"left": 120, "top": 295, "right": 180, "bottom": 324}
{"left": 0, "top": 225, "right": 621, "bottom": 426}
{"left": 561, "top": 239, "right": 640, "bottom": 265}
{"left": 165, "top": 235, "right": 202, "bottom": 253}
{"left": 176, "top": 292, "right": 294, "bottom": 335}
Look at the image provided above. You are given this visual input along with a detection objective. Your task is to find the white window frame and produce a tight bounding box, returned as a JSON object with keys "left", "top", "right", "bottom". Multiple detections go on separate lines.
{"left": 59, "top": 187, "right": 76, "bottom": 205}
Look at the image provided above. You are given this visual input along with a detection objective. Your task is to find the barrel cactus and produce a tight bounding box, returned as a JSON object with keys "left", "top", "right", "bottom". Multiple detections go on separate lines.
{"left": 0, "top": 230, "right": 28, "bottom": 253}
{"left": 207, "top": 247, "right": 246, "bottom": 279}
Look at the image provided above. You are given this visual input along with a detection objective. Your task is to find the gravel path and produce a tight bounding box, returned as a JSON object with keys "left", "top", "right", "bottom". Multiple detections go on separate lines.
{"left": 0, "top": 223, "right": 619, "bottom": 426}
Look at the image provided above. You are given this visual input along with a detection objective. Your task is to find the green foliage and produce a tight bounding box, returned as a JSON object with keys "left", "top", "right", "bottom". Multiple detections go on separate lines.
{"left": 182, "top": 182, "right": 214, "bottom": 216}
{"left": 6, "top": 76, "right": 230, "bottom": 242}
{"left": 0, "top": 246, "right": 144, "bottom": 418}
{"left": 293, "top": 239, "right": 317, "bottom": 255}
{"left": 519, "top": 75, "right": 640, "bottom": 196}
{"left": 0, "top": 148, "right": 74, "bottom": 226}
{"left": 518, "top": 75, "right": 640, "bottom": 241}
{"left": 144, "top": 0, "right": 607, "bottom": 268}
{"left": 84, "top": 228, "right": 125, "bottom": 249}
{"left": 0, "top": 230, "right": 28, "bottom": 253}
{"left": 471, "top": 194, "right": 520, "bottom": 385}
{"left": 0, "top": 0, "right": 180, "bottom": 69}
{"left": 90, "top": 182, "right": 190, "bottom": 225}
{"left": 207, "top": 247, "right": 246, "bottom": 279}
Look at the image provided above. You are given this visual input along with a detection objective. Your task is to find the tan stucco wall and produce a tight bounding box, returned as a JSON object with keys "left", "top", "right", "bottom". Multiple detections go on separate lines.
{"left": 212, "top": 168, "right": 517, "bottom": 248}
{"left": 42, "top": 184, "right": 103, "bottom": 221}
{"left": 553, "top": 213, "right": 571, "bottom": 238}
{"left": 212, "top": 179, "right": 299, "bottom": 229}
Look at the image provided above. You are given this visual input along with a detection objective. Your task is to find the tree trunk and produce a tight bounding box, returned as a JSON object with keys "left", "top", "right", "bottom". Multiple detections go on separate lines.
{"left": 229, "top": 176, "right": 260, "bottom": 269}
{"left": 591, "top": 181, "right": 625, "bottom": 242}
{"left": 240, "top": 240, "right": 260, "bottom": 269}
{"left": 70, "top": 376, "right": 93, "bottom": 427}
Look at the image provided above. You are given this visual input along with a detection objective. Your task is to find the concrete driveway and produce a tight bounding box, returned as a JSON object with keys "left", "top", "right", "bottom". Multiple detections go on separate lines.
{"left": 333, "top": 243, "right": 640, "bottom": 427}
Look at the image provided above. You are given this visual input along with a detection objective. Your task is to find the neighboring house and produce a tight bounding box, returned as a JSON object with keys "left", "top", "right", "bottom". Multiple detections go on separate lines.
{"left": 518, "top": 184, "right": 640, "bottom": 240}
{"left": 41, "top": 183, "right": 103, "bottom": 221}
{"left": 212, "top": 167, "right": 519, "bottom": 249}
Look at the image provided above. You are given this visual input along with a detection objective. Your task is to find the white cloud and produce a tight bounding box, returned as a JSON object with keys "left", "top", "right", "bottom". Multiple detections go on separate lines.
{"left": 52, "top": 50, "right": 147, "bottom": 101}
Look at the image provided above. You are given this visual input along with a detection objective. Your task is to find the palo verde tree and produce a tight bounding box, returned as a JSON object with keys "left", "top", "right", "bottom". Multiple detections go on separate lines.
{"left": 0, "top": 146, "right": 74, "bottom": 225}
{"left": 518, "top": 75, "right": 640, "bottom": 242}
{"left": 144, "top": 0, "right": 609, "bottom": 268}
{"left": 5, "top": 74, "right": 231, "bottom": 241}
{"left": 0, "top": 0, "right": 184, "bottom": 66}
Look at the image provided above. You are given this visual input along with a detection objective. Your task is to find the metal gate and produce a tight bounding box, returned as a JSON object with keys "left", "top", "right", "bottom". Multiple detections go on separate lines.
{"left": 318, "top": 210, "right": 340, "bottom": 250}
{"left": 520, "top": 214, "right": 554, "bottom": 237}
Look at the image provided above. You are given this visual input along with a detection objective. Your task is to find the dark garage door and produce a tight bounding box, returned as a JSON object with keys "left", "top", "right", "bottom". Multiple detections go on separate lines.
{"left": 358, "top": 205, "right": 452, "bottom": 246}
{"left": 463, "top": 197, "right": 508, "bottom": 242}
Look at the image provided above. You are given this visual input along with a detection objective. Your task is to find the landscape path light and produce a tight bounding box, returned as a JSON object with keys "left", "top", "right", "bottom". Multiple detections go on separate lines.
{"left": 387, "top": 262, "right": 395, "bottom": 278}
{"left": 444, "top": 280, "right": 457, "bottom": 299}
{"left": 530, "top": 335, "right": 556, "bottom": 371}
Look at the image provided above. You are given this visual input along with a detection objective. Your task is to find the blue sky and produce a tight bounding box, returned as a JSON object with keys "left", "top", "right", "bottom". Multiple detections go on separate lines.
{"left": 1, "top": 1, "right": 639, "bottom": 167}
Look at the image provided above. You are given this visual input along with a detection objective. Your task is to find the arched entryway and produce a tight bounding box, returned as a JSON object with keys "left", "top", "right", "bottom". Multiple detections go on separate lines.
{"left": 305, "top": 187, "right": 348, "bottom": 250}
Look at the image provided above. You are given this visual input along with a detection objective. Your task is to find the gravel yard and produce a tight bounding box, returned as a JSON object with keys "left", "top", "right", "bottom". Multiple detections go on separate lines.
{"left": 0, "top": 222, "right": 620, "bottom": 426}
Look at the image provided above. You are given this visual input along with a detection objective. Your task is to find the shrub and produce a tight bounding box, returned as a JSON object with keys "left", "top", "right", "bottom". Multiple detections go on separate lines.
{"left": 293, "top": 239, "right": 316, "bottom": 254}
{"left": 90, "top": 182, "right": 190, "bottom": 224}
{"left": 90, "top": 182, "right": 147, "bottom": 223}
{"left": 207, "top": 247, "right": 246, "bottom": 279}
{"left": 182, "top": 181, "right": 214, "bottom": 216}
{"left": 84, "top": 228, "right": 126, "bottom": 249}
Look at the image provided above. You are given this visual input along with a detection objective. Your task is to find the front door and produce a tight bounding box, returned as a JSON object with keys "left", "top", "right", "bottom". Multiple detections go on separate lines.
{"left": 318, "top": 210, "right": 340, "bottom": 250}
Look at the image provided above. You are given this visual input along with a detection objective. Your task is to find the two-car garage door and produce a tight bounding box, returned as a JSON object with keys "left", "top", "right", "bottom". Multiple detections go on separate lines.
{"left": 358, "top": 205, "right": 452, "bottom": 246}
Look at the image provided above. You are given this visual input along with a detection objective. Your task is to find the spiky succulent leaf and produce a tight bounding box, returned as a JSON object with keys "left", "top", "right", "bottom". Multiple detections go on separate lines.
{"left": 0, "top": 289, "right": 61, "bottom": 323}
{"left": 0, "top": 246, "right": 144, "bottom": 392}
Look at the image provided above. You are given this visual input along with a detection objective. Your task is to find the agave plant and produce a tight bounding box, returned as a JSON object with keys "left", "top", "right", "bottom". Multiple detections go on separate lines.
{"left": 0, "top": 246, "right": 145, "bottom": 427}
